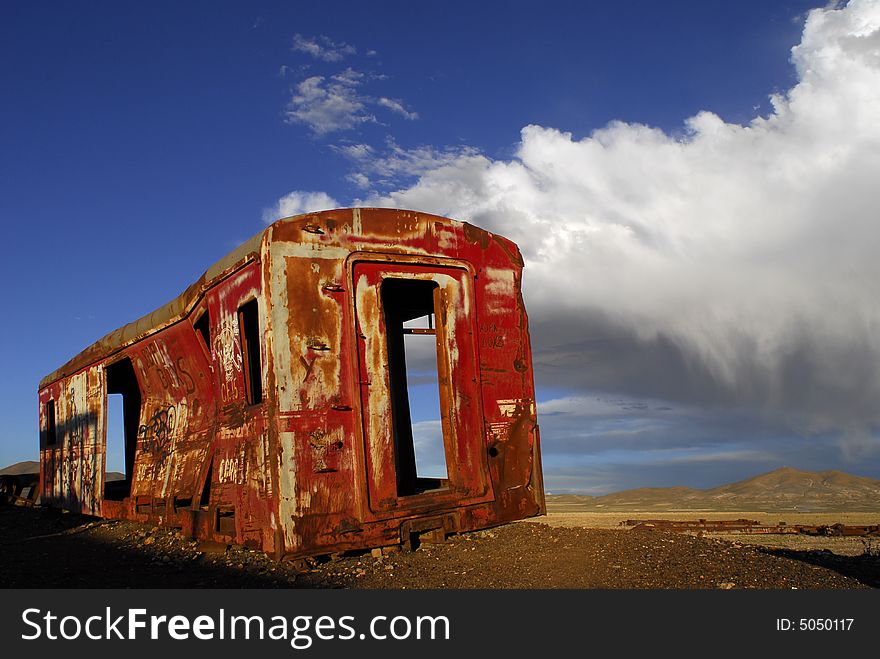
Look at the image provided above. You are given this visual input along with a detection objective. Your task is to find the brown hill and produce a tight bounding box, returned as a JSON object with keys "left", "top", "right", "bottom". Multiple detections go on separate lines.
{"left": 0, "top": 461, "right": 39, "bottom": 476}
{"left": 548, "top": 467, "right": 880, "bottom": 512}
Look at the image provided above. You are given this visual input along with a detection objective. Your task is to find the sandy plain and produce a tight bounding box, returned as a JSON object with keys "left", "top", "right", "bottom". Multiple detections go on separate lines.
{"left": 533, "top": 510, "right": 880, "bottom": 556}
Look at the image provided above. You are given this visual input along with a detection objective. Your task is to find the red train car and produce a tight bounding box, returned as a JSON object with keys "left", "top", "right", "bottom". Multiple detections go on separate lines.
{"left": 37, "top": 208, "right": 544, "bottom": 559}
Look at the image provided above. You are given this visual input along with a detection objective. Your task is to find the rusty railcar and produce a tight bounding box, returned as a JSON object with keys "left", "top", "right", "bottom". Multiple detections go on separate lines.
{"left": 37, "top": 208, "right": 544, "bottom": 559}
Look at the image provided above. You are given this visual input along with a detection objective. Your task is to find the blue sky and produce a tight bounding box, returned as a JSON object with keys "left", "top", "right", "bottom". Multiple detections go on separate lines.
{"left": 3, "top": 0, "right": 880, "bottom": 493}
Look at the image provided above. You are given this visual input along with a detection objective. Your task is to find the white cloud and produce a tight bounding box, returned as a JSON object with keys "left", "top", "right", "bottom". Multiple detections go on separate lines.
{"left": 283, "top": 70, "right": 422, "bottom": 137}
{"left": 291, "top": 34, "right": 356, "bottom": 62}
{"left": 377, "top": 97, "right": 419, "bottom": 120}
{"left": 283, "top": 37, "right": 419, "bottom": 137}
{"left": 411, "top": 420, "right": 448, "bottom": 479}
{"left": 284, "top": 69, "right": 376, "bottom": 136}
{"left": 348, "top": 0, "right": 880, "bottom": 439}
{"left": 262, "top": 190, "right": 340, "bottom": 223}
{"left": 337, "top": 137, "right": 481, "bottom": 190}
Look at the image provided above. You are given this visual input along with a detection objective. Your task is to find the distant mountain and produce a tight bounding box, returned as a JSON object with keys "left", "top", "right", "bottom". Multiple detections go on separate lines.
{"left": 547, "top": 467, "right": 880, "bottom": 512}
{"left": 0, "top": 460, "right": 39, "bottom": 476}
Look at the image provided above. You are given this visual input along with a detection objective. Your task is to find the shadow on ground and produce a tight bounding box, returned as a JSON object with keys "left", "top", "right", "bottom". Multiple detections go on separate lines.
{"left": 0, "top": 505, "right": 343, "bottom": 588}
{"left": 759, "top": 547, "right": 880, "bottom": 589}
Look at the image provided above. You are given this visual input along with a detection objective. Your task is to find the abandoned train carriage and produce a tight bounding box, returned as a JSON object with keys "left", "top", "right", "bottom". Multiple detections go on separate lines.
{"left": 37, "top": 208, "right": 545, "bottom": 559}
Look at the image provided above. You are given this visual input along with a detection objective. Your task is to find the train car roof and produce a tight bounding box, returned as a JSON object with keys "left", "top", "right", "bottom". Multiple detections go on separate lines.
{"left": 39, "top": 208, "right": 500, "bottom": 389}
{"left": 39, "top": 227, "right": 264, "bottom": 389}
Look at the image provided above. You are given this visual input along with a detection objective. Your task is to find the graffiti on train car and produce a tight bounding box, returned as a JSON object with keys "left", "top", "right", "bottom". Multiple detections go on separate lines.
{"left": 138, "top": 406, "right": 176, "bottom": 464}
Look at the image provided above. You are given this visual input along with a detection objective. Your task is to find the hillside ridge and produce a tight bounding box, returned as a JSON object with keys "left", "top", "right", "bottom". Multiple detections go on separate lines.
{"left": 548, "top": 467, "right": 880, "bottom": 512}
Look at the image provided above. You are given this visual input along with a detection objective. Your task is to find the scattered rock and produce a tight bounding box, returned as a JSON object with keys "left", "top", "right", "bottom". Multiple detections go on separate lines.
{"left": 0, "top": 508, "right": 875, "bottom": 589}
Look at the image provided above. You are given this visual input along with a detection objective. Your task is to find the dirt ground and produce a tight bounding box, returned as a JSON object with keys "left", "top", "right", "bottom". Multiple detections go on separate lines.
{"left": 1, "top": 506, "right": 877, "bottom": 589}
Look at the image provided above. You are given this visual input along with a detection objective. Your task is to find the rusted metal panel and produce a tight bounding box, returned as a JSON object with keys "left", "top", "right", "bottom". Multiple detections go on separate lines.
{"left": 38, "top": 366, "right": 105, "bottom": 516}
{"left": 37, "top": 208, "right": 545, "bottom": 559}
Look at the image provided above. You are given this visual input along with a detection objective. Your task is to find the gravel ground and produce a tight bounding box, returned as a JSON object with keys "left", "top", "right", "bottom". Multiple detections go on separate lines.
{"left": 0, "top": 506, "right": 875, "bottom": 589}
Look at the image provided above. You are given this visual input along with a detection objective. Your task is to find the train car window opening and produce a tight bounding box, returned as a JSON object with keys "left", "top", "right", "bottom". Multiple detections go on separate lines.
{"left": 381, "top": 278, "right": 449, "bottom": 496}
{"left": 45, "top": 399, "right": 57, "bottom": 447}
{"left": 199, "top": 463, "right": 212, "bottom": 510}
{"left": 106, "top": 394, "right": 125, "bottom": 473}
{"left": 193, "top": 310, "right": 211, "bottom": 353}
{"left": 238, "top": 299, "right": 263, "bottom": 405}
{"left": 104, "top": 358, "right": 141, "bottom": 500}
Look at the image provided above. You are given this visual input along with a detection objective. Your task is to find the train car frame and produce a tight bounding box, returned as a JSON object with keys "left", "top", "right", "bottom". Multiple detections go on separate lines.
{"left": 37, "top": 208, "right": 544, "bottom": 559}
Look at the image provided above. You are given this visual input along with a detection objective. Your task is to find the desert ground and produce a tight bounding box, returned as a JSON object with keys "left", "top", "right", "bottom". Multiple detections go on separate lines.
{"left": 1, "top": 505, "right": 877, "bottom": 589}
{"left": 537, "top": 511, "right": 880, "bottom": 556}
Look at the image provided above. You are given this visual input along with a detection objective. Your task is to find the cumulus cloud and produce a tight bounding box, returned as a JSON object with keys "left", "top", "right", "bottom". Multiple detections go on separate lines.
{"left": 534, "top": 392, "right": 871, "bottom": 493}
{"left": 351, "top": 0, "right": 880, "bottom": 442}
{"left": 376, "top": 97, "right": 419, "bottom": 120}
{"left": 284, "top": 70, "right": 423, "bottom": 136}
{"left": 335, "top": 137, "right": 481, "bottom": 190}
{"left": 284, "top": 69, "right": 376, "bottom": 136}
{"left": 291, "top": 34, "right": 356, "bottom": 62}
{"left": 262, "top": 190, "right": 340, "bottom": 223}
{"left": 283, "top": 37, "right": 420, "bottom": 137}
